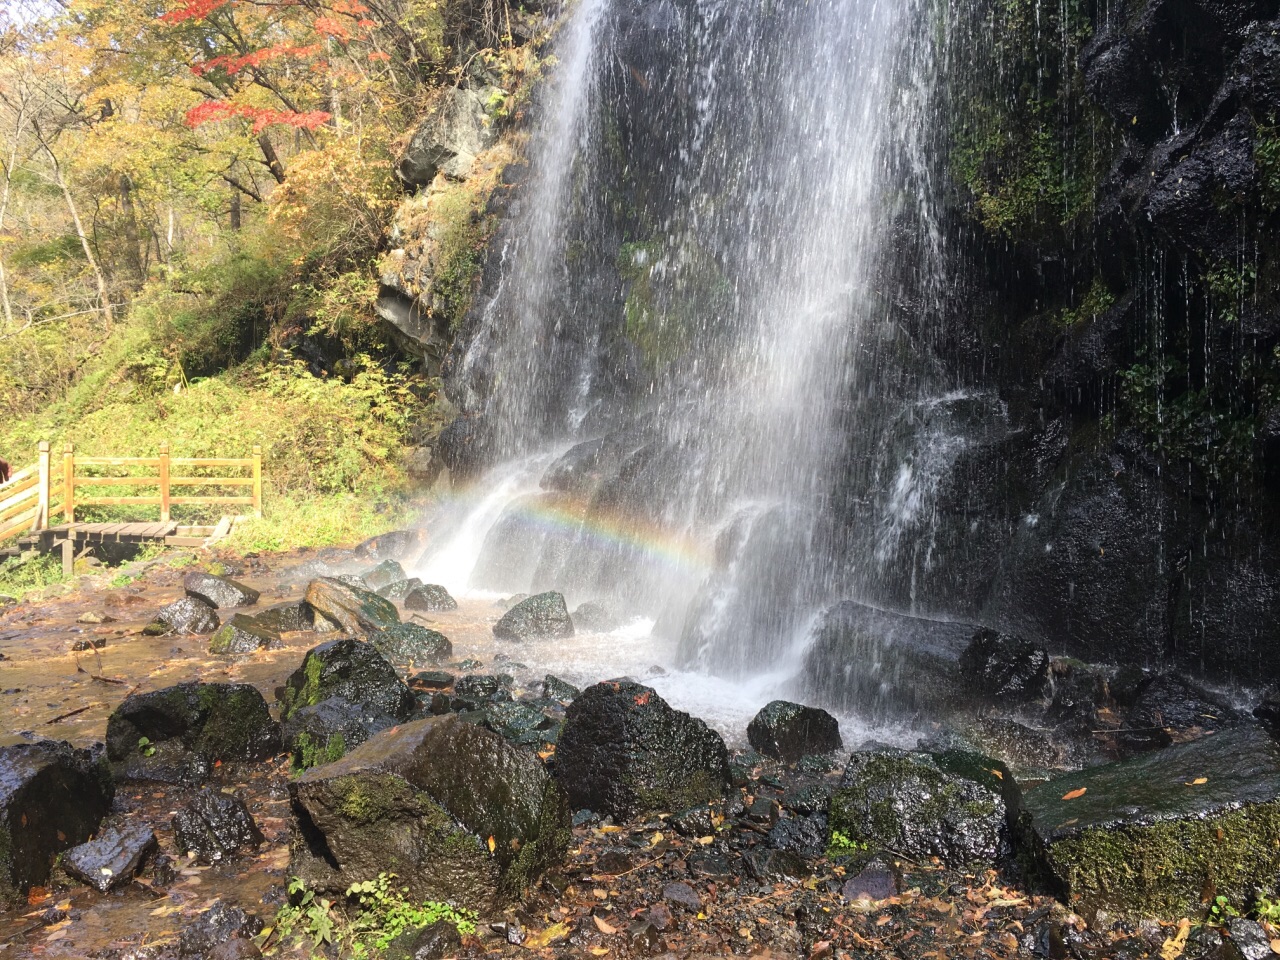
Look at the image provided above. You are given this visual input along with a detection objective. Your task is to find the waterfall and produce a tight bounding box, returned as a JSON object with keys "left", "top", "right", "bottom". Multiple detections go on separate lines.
{"left": 419, "top": 0, "right": 989, "bottom": 683}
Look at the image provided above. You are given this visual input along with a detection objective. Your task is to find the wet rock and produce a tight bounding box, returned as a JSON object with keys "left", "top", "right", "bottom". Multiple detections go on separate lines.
{"left": 148, "top": 597, "right": 219, "bottom": 636}
{"left": 172, "top": 789, "right": 263, "bottom": 863}
{"left": 687, "top": 850, "right": 733, "bottom": 878}
{"left": 554, "top": 680, "right": 731, "bottom": 820}
{"left": 405, "top": 584, "right": 458, "bottom": 612}
{"left": 352, "top": 529, "right": 427, "bottom": 564}
{"left": 409, "top": 671, "right": 455, "bottom": 690}
{"left": 106, "top": 682, "right": 281, "bottom": 775}
{"left": 1021, "top": 727, "right": 1280, "bottom": 917}
{"left": 378, "top": 577, "right": 425, "bottom": 601}
{"left": 113, "top": 742, "right": 211, "bottom": 785}
{"left": 0, "top": 739, "right": 113, "bottom": 898}
{"left": 801, "top": 601, "right": 972, "bottom": 719}
{"left": 384, "top": 919, "right": 463, "bottom": 960}
{"left": 290, "top": 714, "right": 571, "bottom": 909}
{"left": 1117, "top": 673, "right": 1237, "bottom": 755}
{"left": 670, "top": 804, "right": 715, "bottom": 837}
{"left": 209, "top": 613, "right": 282, "bottom": 654}
{"left": 71, "top": 637, "right": 106, "bottom": 651}
{"left": 206, "top": 939, "right": 263, "bottom": 960}
{"left": 768, "top": 813, "right": 829, "bottom": 858}
{"left": 781, "top": 779, "right": 832, "bottom": 815}
{"left": 372, "top": 623, "right": 453, "bottom": 665}
{"left": 62, "top": 823, "right": 157, "bottom": 892}
{"left": 177, "top": 902, "right": 263, "bottom": 957}
{"left": 397, "top": 86, "right": 498, "bottom": 187}
{"left": 152, "top": 853, "right": 177, "bottom": 887}
{"left": 493, "top": 591, "right": 574, "bottom": 641}
{"left": 278, "top": 639, "right": 416, "bottom": 723}
{"left": 830, "top": 749, "right": 1006, "bottom": 867}
{"left": 959, "top": 628, "right": 1050, "bottom": 704}
{"left": 743, "top": 846, "right": 811, "bottom": 881}
{"left": 662, "top": 880, "right": 701, "bottom": 911}
{"left": 1225, "top": 919, "right": 1272, "bottom": 960}
{"left": 628, "top": 920, "right": 663, "bottom": 954}
{"left": 572, "top": 600, "right": 623, "bottom": 632}
{"left": 282, "top": 696, "right": 400, "bottom": 770}
{"left": 362, "top": 560, "right": 407, "bottom": 592}
{"left": 184, "top": 572, "right": 260, "bottom": 609}
{"left": 541, "top": 675, "right": 580, "bottom": 702}
{"left": 481, "top": 701, "right": 556, "bottom": 746}
{"left": 454, "top": 674, "right": 512, "bottom": 705}
{"left": 250, "top": 600, "right": 314, "bottom": 633}
{"left": 840, "top": 861, "right": 899, "bottom": 901}
{"left": 306, "top": 577, "right": 401, "bottom": 634}
{"left": 747, "top": 700, "right": 842, "bottom": 762}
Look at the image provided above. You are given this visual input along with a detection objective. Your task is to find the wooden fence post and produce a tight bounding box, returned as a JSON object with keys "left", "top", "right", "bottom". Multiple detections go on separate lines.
{"left": 252, "top": 445, "right": 263, "bottom": 518}
{"left": 62, "top": 442, "right": 75, "bottom": 524}
{"left": 36, "top": 441, "right": 50, "bottom": 531}
{"left": 159, "top": 441, "right": 171, "bottom": 523}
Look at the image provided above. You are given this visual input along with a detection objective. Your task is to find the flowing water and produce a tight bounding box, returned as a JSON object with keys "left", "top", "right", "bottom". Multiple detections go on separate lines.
{"left": 416, "top": 0, "right": 985, "bottom": 715}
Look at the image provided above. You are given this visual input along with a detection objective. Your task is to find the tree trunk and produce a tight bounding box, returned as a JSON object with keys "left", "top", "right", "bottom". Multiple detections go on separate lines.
{"left": 258, "top": 133, "right": 286, "bottom": 184}
{"left": 118, "top": 173, "right": 146, "bottom": 286}
{"left": 229, "top": 187, "right": 241, "bottom": 230}
{"left": 42, "top": 141, "right": 113, "bottom": 324}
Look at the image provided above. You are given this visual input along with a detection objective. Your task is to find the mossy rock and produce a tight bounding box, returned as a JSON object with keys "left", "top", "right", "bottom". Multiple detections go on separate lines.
{"left": 289, "top": 715, "right": 570, "bottom": 909}
{"left": 1021, "top": 727, "right": 1280, "bottom": 918}
{"left": 829, "top": 749, "right": 1007, "bottom": 868}
{"left": 209, "top": 613, "right": 282, "bottom": 654}
{"left": 371, "top": 623, "right": 453, "bottom": 665}
{"left": 278, "top": 639, "right": 416, "bottom": 723}
{"left": 305, "top": 577, "right": 401, "bottom": 634}
{"left": 105, "top": 682, "right": 280, "bottom": 772}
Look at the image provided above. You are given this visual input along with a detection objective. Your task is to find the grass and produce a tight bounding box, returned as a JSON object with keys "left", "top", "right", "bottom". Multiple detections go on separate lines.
{"left": 224, "top": 493, "right": 421, "bottom": 554}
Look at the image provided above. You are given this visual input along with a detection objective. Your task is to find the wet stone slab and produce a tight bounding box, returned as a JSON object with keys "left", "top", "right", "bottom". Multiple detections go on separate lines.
{"left": 62, "top": 823, "right": 158, "bottom": 892}
{"left": 1021, "top": 726, "right": 1280, "bottom": 917}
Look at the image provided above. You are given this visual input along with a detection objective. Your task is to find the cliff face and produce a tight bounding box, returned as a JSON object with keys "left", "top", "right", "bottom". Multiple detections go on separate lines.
{"left": 397, "top": 0, "right": 1280, "bottom": 684}
{"left": 930, "top": 0, "right": 1280, "bottom": 681}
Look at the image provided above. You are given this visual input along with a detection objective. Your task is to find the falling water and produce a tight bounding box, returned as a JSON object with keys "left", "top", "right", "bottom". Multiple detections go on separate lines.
{"left": 418, "top": 0, "right": 987, "bottom": 691}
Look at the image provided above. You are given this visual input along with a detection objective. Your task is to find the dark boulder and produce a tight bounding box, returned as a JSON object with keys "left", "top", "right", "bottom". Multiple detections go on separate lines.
{"left": 362, "top": 560, "right": 408, "bottom": 592}
{"left": 371, "top": 623, "right": 452, "bottom": 665}
{"left": 830, "top": 749, "right": 1007, "bottom": 867}
{"left": 480, "top": 701, "right": 558, "bottom": 746}
{"left": 800, "top": 601, "right": 972, "bottom": 720}
{"left": 541, "top": 675, "right": 580, "bottom": 702}
{"left": 840, "top": 861, "right": 901, "bottom": 901}
{"left": 282, "top": 696, "right": 401, "bottom": 770}
{"left": 290, "top": 715, "right": 571, "bottom": 909}
{"left": 410, "top": 670, "right": 455, "bottom": 691}
{"left": 1021, "top": 727, "right": 1280, "bottom": 917}
{"left": 147, "top": 596, "right": 220, "bottom": 636}
{"left": 177, "top": 902, "right": 263, "bottom": 958}
{"left": 206, "top": 939, "right": 263, "bottom": 960}
{"left": 172, "top": 789, "right": 263, "bottom": 863}
{"left": 184, "top": 572, "right": 260, "bottom": 609}
{"left": 742, "top": 847, "right": 811, "bottom": 881}
{"left": 767, "top": 812, "right": 829, "bottom": 858}
{"left": 378, "top": 577, "right": 425, "bottom": 601}
{"left": 571, "top": 600, "right": 623, "bottom": 632}
{"left": 306, "top": 577, "right": 401, "bottom": 634}
{"left": 209, "top": 613, "right": 283, "bottom": 654}
{"left": 352, "top": 529, "right": 428, "bottom": 564}
{"left": 0, "top": 739, "right": 114, "bottom": 898}
{"left": 250, "top": 600, "right": 314, "bottom": 633}
{"left": 959, "top": 629, "right": 1051, "bottom": 704}
{"left": 404, "top": 584, "right": 458, "bottom": 612}
{"left": 278, "top": 639, "right": 417, "bottom": 723}
{"left": 746, "top": 700, "right": 842, "bottom": 762}
{"left": 1117, "top": 673, "right": 1237, "bottom": 754}
{"left": 454, "top": 674, "right": 513, "bottom": 705}
{"left": 554, "top": 680, "right": 731, "bottom": 820}
{"left": 106, "top": 682, "right": 280, "bottom": 775}
{"left": 492, "top": 591, "right": 574, "bottom": 641}
{"left": 62, "top": 823, "right": 157, "bottom": 892}
{"left": 384, "top": 920, "right": 463, "bottom": 960}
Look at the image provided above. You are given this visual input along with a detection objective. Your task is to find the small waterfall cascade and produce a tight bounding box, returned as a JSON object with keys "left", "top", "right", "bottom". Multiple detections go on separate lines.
{"left": 418, "top": 0, "right": 1000, "bottom": 684}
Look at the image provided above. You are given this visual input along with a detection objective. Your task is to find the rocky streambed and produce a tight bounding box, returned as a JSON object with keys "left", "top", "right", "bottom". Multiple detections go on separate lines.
{"left": 1, "top": 535, "right": 1279, "bottom": 960}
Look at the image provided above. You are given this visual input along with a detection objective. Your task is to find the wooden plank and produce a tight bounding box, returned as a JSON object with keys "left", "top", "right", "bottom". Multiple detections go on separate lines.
{"left": 74, "top": 457, "right": 161, "bottom": 467}
{"left": 169, "top": 496, "right": 255, "bottom": 505}
{"left": 0, "top": 475, "right": 40, "bottom": 513}
{"left": 0, "top": 492, "right": 38, "bottom": 525}
{"left": 164, "top": 536, "right": 211, "bottom": 546}
{"left": 75, "top": 496, "right": 164, "bottom": 506}
{"left": 169, "top": 458, "right": 252, "bottom": 467}
{"left": 0, "top": 506, "right": 38, "bottom": 543}
{"left": 0, "top": 464, "right": 37, "bottom": 491}
{"left": 168, "top": 477, "right": 254, "bottom": 487}
{"left": 72, "top": 477, "right": 160, "bottom": 487}
{"left": 174, "top": 526, "right": 216, "bottom": 536}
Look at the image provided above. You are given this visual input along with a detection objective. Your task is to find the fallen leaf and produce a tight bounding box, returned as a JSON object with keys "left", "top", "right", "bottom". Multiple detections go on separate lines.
{"left": 592, "top": 915, "right": 618, "bottom": 935}
{"left": 990, "top": 768, "right": 1003, "bottom": 780}
{"left": 650, "top": 831, "right": 664, "bottom": 846}
{"left": 1270, "top": 939, "right": 1280, "bottom": 955}
{"left": 589, "top": 949, "right": 610, "bottom": 956}
{"left": 1061, "top": 787, "right": 1088, "bottom": 801}
{"left": 1185, "top": 778, "right": 1208, "bottom": 786}
{"left": 523, "top": 921, "right": 570, "bottom": 949}
{"left": 487, "top": 835, "right": 496, "bottom": 853}
{"left": 1160, "top": 917, "right": 1190, "bottom": 960}
{"left": 697, "top": 836, "right": 714, "bottom": 845}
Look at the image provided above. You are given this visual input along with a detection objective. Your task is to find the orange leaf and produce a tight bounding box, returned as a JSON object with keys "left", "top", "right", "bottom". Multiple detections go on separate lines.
{"left": 487, "top": 835, "right": 496, "bottom": 853}
{"left": 1062, "top": 787, "right": 1087, "bottom": 801}
{"left": 592, "top": 915, "right": 618, "bottom": 935}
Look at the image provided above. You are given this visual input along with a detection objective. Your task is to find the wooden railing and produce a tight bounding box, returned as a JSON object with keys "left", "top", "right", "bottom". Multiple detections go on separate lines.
{"left": 0, "top": 441, "right": 262, "bottom": 543}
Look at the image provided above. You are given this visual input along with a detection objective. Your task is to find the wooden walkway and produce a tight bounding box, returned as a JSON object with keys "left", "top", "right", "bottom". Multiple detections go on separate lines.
{"left": 5, "top": 519, "right": 229, "bottom": 570}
